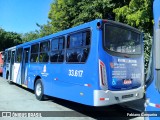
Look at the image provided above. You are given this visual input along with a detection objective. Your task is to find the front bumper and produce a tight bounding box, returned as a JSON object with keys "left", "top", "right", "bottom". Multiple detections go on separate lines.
{"left": 93, "top": 86, "right": 144, "bottom": 106}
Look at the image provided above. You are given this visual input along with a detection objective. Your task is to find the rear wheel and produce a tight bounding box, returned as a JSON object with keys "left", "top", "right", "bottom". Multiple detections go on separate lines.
{"left": 34, "top": 79, "right": 44, "bottom": 101}
{"left": 6, "top": 72, "right": 9, "bottom": 80}
{"left": 6, "top": 72, "right": 12, "bottom": 84}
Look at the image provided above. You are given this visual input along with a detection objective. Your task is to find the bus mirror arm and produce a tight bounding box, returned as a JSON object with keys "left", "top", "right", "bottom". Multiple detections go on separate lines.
{"left": 154, "top": 29, "right": 160, "bottom": 70}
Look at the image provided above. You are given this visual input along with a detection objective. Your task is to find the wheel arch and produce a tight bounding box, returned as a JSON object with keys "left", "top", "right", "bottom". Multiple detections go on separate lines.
{"left": 34, "top": 75, "right": 42, "bottom": 89}
{"left": 34, "top": 75, "right": 45, "bottom": 101}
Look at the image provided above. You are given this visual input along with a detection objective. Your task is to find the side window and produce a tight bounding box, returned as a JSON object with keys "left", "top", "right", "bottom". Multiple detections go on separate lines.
{"left": 4, "top": 51, "right": 7, "bottom": 63}
{"left": 39, "top": 41, "right": 50, "bottom": 62}
{"left": 66, "top": 30, "right": 91, "bottom": 63}
{"left": 50, "top": 37, "right": 65, "bottom": 63}
{"left": 7, "top": 51, "right": 11, "bottom": 63}
{"left": 30, "top": 44, "right": 39, "bottom": 62}
{"left": 16, "top": 48, "right": 22, "bottom": 63}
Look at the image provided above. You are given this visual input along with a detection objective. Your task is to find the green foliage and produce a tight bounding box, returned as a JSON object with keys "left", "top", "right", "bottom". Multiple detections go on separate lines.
{"left": 21, "top": 22, "right": 54, "bottom": 42}
{"left": 113, "top": 0, "right": 153, "bottom": 33}
{"left": 0, "top": 28, "right": 22, "bottom": 51}
{"left": 36, "top": 22, "right": 54, "bottom": 37}
{"left": 21, "top": 31, "right": 39, "bottom": 43}
{"left": 48, "top": 0, "right": 122, "bottom": 32}
{"left": 72, "top": 0, "right": 114, "bottom": 26}
{"left": 48, "top": 0, "right": 74, "bottom": 32}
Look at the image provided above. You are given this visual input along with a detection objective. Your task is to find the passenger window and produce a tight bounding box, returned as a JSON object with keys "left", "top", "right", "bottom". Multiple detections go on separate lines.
{"left": 7, "top": 51, "right": 11, "bottom": 63}
{"left": 30, "top": 44, "right": 39, "bottom": 62}
{"left": 59, "top": 38, "right": 64, "bottom": 50}
{"left": 4, "top": 52, "right": 7, "bottom": 63}
{"left": 66, "top": 30, "right": 91, "bottom": 63}
{"left": 40, "top": 41, "right": 50, "bottom": 52}
{"left": 51, "top": 39, "right": 58, "bottom": 50}
{"left": 39, "top": 41, "right": 50, "bottom": 63}
{"left": 16, "top": 48, "right": 22, "bottom": 63}
{"left": 31, "top": 44, "right": 39, "bottom": 53}
{"left": 50, "top": 37, "right": 65, "bottom": 63}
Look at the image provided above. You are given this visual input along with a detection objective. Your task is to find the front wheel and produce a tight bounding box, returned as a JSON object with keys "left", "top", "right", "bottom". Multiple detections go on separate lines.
{"left": 34, "top": 79, "right": 44, "bottom": 101}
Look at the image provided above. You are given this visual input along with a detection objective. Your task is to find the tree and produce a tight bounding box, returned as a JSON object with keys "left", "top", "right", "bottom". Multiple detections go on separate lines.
{"left": 48, "top": 0, "right": 128, "bottom": 32}
{"left": 113, "top": 0, "right": 153, "bottom": 33}
{"left": 48, "top": 0, "right": 78, "bottom": 32}
{"left": 0, "top": 28, "right": 22, "bottom": 51}
{"left": 21, "top": 31, "right": 39, "bottom": 43}
{"left": 36, "top": 22, "right": 54, "bottom": 37}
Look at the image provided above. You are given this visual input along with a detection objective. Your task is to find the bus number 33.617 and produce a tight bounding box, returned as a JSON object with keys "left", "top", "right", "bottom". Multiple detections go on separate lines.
{"left": 68, "top": 70, "right": 83, "bottom": 77}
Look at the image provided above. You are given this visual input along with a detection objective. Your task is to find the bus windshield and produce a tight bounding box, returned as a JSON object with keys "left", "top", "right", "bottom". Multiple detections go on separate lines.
{"left": 104, "top": 24, "right": 141, "bottom": 54}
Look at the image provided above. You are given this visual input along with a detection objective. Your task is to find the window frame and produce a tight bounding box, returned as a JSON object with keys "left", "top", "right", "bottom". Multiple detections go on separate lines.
{"left": 7, "top": 50, "right": 11, "bottom": 63}
{"left": 30, "top": 43, "right": 39, "bottom": 63}
{"left": 39, "top": 40, "right": 50, "bottom": 63}
{"left": 66, "top": 29, "right": 91, "bottom": 64}
{"left": 103, "top": 22, "right": 143, "bottom": 58}
{"left": 50, "top": 36, "right": 65, "bottom": 63}
{"left": 15, "top": 48, "right": 23, "bottom": 63}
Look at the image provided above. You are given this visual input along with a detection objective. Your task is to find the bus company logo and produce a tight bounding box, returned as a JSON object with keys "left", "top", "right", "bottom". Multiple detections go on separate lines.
{"left": 2, "top": 112, "right": 11, "bottom": 117}
{"left": 43, "top": 65, "right": 46, "bottom": 73}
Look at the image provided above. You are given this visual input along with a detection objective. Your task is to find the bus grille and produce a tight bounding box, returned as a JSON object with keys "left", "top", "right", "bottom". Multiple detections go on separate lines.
{"left": 122, "top": 94, "right": 133, "bottom": 99}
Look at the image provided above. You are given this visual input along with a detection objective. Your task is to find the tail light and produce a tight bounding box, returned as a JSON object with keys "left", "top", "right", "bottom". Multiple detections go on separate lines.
{"left": 99, "top": 59, "right": 107, "bottom": 87}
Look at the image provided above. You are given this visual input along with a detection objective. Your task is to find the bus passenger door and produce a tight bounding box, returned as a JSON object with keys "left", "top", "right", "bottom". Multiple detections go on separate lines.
{"left": 21, "top": 48, "right": 30, "bottom": 87}
{"left": 10, "top": 50, "right": 15, "bottom": 80}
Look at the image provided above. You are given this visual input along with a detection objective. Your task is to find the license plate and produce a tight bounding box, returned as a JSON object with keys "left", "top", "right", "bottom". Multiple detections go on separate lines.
{"left": 123, "top": 79, "right": 132, "bottom": 85}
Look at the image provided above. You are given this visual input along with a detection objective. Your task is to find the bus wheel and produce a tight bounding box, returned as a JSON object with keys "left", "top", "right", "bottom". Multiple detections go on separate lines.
{"left": 6, "top": 72, "right": 12, "bottom": 84}
{"left": 34, "top": 79, "right": 44, "bottom": 101}
{"left": 6, "top": 72, "right": 9, "bottom": 80}
{"left": 8, "top": 80, "right": 13, "bottom": 84}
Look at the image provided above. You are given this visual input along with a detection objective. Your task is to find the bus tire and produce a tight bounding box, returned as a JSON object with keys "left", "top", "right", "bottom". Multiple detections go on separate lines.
{"left": 34, "top": 79, "right": 44, "bottom": 101}
{"left": 6, "top": 72, "right": 9, "bottom": 80}
{"left": 6, "top": 72, "right": 12, "bottom": 84}
{"left": 8, "top": 80, "right": 13, "bottom": 84}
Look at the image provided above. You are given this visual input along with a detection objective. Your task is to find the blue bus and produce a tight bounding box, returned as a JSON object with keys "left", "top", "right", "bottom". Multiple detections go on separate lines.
{"left": 3, "top": 19, "right": 144, "bottom": 106}
{"left": 145, "top": 0, "right": 160, "bottom": 119}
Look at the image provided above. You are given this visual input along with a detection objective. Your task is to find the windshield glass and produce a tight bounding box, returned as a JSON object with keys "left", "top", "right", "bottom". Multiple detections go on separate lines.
{"left": 104, "top": 24, "right": 141, "bottom": 54}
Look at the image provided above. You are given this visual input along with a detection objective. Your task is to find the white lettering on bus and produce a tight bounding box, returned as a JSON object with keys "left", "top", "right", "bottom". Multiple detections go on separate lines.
{"left": 68, "top": 69, "right": 83, "bottom": 77}
{"left": 118, "top": 59, "right": 137, "bottom": 63}
{"left": 131, "top": 73, "right": 141, "bottom": 79}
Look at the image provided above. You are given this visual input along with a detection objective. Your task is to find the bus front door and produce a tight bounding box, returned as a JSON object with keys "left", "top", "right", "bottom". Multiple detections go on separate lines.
{"left": 21, "top": 48, "right": 30, "bottom": 87}
{"left": 10, "top": 50, "right": 15, "bottom": 81}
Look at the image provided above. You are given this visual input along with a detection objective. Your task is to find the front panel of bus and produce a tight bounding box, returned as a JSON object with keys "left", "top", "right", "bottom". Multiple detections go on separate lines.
{"left": 145, "top": 0, "right": 160, "bottom": 119}
{"left": 94, "top": 20, "right": 144, "bottom": 106}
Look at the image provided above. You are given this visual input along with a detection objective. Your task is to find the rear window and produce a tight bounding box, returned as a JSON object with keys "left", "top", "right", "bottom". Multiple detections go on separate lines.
{"left": 104, "top": 24, "right": 141, "bottom": 54}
